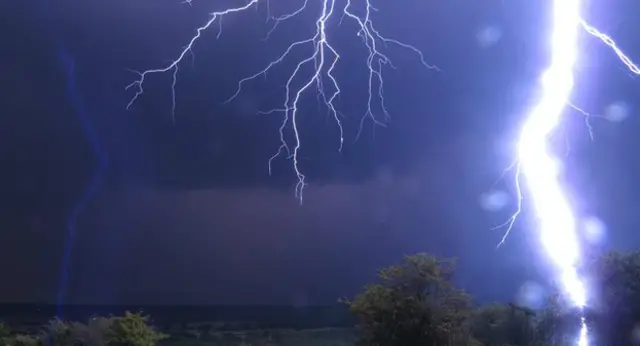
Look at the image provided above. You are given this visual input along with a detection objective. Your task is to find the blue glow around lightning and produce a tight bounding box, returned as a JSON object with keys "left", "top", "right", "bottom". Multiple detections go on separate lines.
{"left": 40, "top": 0, "right": 108, "bottom": 315}
{"left": 54, "top": 50, "right": 108, "bottom": 316}
{"left": 126, "top": 0, "right": 438, "bottom": 203}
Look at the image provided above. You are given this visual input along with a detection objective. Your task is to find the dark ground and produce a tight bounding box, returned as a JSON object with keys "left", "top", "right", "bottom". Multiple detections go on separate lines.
{"left": 0, "top": 303, "right": 354, "bottom": 331}
{"left": 1, "top": 303, "right": 357, "bottom": 345}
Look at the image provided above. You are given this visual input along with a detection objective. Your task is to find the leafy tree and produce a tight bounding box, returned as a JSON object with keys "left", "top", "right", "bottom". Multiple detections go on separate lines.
{"left": 8, "top": 335, "right": 41, "bottom": 346}
{"left": 106, "top": 312, "right": 168, "bottom": 346}
{"left": 0, "top": 321, "right": 41, "bottom": 346}
{"left": 343, "top": 253, "right": 475, "bottom": 346}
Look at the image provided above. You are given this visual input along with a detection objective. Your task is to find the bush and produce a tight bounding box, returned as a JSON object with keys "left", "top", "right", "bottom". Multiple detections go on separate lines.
{"left": 9, "top": 335, "right": 41, "bottom": 346}
{"left": 343, "top": 253, "right": 475, "bottom": 346}
{"left": 106, "top": 312, "right": 168, "bottom": 346}
{"left": 71, "top": 317, "right": 113, "bottom": 346}
{"left": 41, "top": 318, "right": 73, "bottom": 346}
{"left": 2, "top": 313, "right": 165, "bottom": 346}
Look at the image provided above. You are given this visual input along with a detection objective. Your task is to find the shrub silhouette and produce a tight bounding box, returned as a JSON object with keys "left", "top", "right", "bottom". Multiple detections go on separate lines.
{"left": 105, "top": 312, "right": 167, "bottom": 346}
{"left": 343, "top": 253, "right": 475, "bottom": 345}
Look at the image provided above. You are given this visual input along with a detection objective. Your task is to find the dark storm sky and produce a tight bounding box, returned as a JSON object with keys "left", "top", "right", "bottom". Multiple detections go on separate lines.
{"left": 2, "top": 0, "right": 640, "bottom": 305}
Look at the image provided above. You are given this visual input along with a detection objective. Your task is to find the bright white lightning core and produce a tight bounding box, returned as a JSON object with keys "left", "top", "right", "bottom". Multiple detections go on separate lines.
{"left": 519, "top": 0, "right": 585, "bottom": 307}
{"left": 125, "top": 0, "right": 438, "bottom": 202}
{"left": 515, "top": 0, "right": 639, "bottom": 343}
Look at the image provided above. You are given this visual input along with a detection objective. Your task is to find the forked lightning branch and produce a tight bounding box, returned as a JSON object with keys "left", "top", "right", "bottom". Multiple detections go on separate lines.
{"left": 126, "top": 0, "right": 439, "bottom": 202}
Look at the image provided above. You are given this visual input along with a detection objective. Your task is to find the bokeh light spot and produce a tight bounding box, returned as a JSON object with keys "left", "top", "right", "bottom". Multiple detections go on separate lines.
{"left": 605, "top": 101, "right": 630, "bottom": 122}
{"left": 516, "top": 281, "right": 546, "bottom": 309}
{"left": 582, "top": 216, "right": 607, "bottom": 245}
{"left": 479, "top": 190, "right": 509, "bottom": 212}
{"left": 476, "top": 25, "right": 502, "bottom": 48}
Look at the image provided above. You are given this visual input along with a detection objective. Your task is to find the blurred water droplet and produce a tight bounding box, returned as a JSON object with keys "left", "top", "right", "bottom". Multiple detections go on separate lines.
{"left": 476, "top": 25, "right": 502, "bottom": 48}
{"left": 583, "top": 216, "right": 607, "bottom": 245}
{"left": 632, "top": 323, "right": 640, "bottom": 343}
{"left": 516, "top": 281, "right": 545, "bottom": 309}
{"left": 479, "top": 190, "right": 509, "bottom": 212}
{"left": 605, "top": 101, "right": 629, "bottom": 122}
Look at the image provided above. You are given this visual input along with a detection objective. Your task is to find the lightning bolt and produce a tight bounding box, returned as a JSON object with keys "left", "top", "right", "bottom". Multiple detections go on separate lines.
{"left": 499, "top": 0, "right": 639, "bottom": 344}
{"left": 128, "top": 0, "right": 640, "bottom": 342}
{"left": 39, "top": 0, "right": 108, "bottom": 316}
{"left": 126, "top": 0, "right": 438, "bottom": 203}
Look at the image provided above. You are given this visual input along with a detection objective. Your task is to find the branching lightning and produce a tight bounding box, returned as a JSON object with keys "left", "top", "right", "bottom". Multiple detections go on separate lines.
{"left": 125, "top": 0, "right": 439, "bottom": 202}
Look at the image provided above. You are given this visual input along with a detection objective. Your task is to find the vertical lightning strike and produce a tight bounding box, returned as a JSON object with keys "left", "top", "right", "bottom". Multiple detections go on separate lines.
{"left": 126, "top": 0, "right": 438, "bottom": 202}
{"left": 507, "top": 0, "right": 639, "bottom": 343}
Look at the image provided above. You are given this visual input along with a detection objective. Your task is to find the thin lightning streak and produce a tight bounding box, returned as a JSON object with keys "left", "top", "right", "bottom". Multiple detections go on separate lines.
{"left": 127, "top": 0, "right": 437, "bottom": 202}
{"left": 493, "top": 162, "right": 523, "bottom": 247}
{"left": 580, "top": 20, "right": 640, "bottom": 75}
{"left": 171, "top": 66, "right": 178, "bottom": 124}
{"left": 39, "top": 0, "right": 108, "bottom": 318}
{"left": 568, "top": 102, "right": 594, "bottom": 140}
{"left": 262, "top": 0, "right": 309, "bottom": 41}
{"left": 55, "top": 50, "right": 108, "bottom": 317}
{"left": 125, "top": 0, "right": 261, "bottom": 111}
